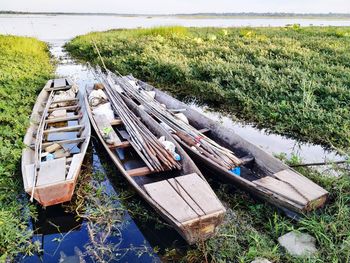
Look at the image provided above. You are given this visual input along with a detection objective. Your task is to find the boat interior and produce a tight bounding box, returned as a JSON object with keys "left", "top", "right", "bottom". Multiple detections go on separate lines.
{"left": 23, "top": 78, "right": 90, "bottom": 193}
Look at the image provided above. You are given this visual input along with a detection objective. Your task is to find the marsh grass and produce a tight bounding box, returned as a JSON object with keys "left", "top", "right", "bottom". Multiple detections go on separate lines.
{"left": 66, "top": 26, "right": 350, "bottom": 152}
{"left": 0, "top": 35, "right": 53, "bottom": 260}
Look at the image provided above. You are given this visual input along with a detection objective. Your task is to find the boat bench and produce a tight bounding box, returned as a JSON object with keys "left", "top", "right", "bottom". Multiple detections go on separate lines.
{"left": 144, "top": 173, "right": 225, "bottom": 223}
{"left": 254, "top": 169, "right": 328, "bottom": 210}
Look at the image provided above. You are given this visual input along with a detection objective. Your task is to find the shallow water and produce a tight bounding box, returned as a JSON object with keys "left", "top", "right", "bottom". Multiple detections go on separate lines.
{"left": 4, "top": 15, "right": 346, "bottom": 261}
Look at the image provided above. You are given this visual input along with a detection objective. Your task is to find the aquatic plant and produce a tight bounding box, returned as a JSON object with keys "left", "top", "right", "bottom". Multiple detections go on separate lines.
{"left": 0, "top": 35, "right": 53, "bottom": 259}
{"left": 66, "top": 26, "right": 350, "bottom": 152}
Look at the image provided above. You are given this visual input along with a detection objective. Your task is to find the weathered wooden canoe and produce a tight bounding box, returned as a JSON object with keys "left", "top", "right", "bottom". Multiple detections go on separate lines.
{"left": 22, "top": 78, "right": 90, "bottom": 206}
{"left": 128, "top": 76, "right": 329, "bottom": 215}
{"left": 85, "top": 84, "right": 226, "bottom": 244}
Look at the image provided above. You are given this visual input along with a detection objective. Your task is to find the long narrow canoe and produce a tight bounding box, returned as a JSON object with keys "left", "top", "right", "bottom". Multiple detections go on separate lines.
{"left": 127, "top": 76, "right": 329, "bottom": 215}
{"left": 85, "top": 84, "right": 226, "bottom": 244}
{"left": 22, "top": 78, "right": 90, "bottom": 206}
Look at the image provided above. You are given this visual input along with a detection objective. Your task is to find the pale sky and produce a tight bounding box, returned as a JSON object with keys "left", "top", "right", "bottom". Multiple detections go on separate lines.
{"left": 1, "top": 0, "right": 349, "bottom": 14}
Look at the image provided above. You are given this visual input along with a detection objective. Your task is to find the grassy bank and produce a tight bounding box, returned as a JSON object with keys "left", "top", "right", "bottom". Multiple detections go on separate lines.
{"left": 0, "top": 35, "right": 53, "bottom": 259}
{"left": 66, "top": 26, "right": 350, "bottom": 152}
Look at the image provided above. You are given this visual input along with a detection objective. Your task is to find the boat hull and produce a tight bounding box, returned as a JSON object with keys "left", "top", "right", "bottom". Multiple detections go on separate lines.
{"left": 21, "top": 79, "right": 90, "bottom": 206}
{"left": 132, "top": 77, "right": 329, "bottom": 214}
{"left": 84, "top": 85, "right": 225, "bottom": 244}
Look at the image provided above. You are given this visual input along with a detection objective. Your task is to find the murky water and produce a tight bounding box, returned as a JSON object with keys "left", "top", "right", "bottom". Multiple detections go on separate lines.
{"left": 4, "top": 15, "right": 346, "bottom": 262}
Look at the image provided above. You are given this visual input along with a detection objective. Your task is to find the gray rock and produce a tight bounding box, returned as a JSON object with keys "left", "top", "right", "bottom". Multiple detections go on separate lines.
{"left": 278, "top": 231, "right": 317, "bottom": 257}
{"left": 251, "top": 258, "right": 272, "bottom": 263}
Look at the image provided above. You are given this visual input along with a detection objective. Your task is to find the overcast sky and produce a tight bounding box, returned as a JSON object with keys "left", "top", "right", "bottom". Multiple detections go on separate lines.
{"left": 1, "top": 0, "right": 349, "bottom": 14}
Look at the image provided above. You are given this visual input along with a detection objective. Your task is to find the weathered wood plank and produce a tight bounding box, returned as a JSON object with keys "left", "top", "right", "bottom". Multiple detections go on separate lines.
{"left": 254, "top": 176, "right": 308, "bottom": 206}
{"left": 144, "top": 180, "right": 199, "bottom": 222}
{"left": 47, "top": 105, "right": 80, "bottom": 113}
{"left": 108, "top": 141, "right": 131, "bottom": 149}
{"left": 127, "top": 166, "right": 152, "bottom": 177}
{"left": 168, "top": 178, "right": 205, "bottom": 216}
{"left": 46, "top": 114, "right": 81, "bottom": 124}
{"left": 48, "top": 98, "right": 78, "bottom": 107}
{"left": 43, "top": 125, "right": 83, "bottom": 134}
{"left": 110, "top": 118, "right": 123, "bottom": 126}
{"left": 41, "top": 137, "right": 86, "bottom": 148}
{"left": 36, "top": 158, "right": 66, "bottom": 187}
{"left": 66, "top": 153, "right": 83, "bottom": 180}
{"left": 273, "top": 169, "right": 328, "bottom": 201}
{"left": 175, "top": 173, "right": 225, "bottom": 214}
{"left": 53, "top": 78, "right": 67, "bottom": 88}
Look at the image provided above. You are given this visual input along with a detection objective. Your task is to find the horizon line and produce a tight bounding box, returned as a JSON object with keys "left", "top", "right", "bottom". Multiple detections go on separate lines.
{"left": 1, "top": 11, "right": 350, "bottom": 16}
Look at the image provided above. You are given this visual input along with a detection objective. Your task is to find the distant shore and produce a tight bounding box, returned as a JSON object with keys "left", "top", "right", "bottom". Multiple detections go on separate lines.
{"left": 1, "top": 11, "right": 350, "bottom": 20}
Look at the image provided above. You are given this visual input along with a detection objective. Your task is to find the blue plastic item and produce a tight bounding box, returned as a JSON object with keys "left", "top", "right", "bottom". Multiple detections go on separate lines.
{"left": 46, "top": 153, "right": 55, "bottom": 161}
{"left": 174, "top": 153, "right": 181, "bottom": 161}
{"left": 229, "top": 167, "right": 241, "bottom": 176}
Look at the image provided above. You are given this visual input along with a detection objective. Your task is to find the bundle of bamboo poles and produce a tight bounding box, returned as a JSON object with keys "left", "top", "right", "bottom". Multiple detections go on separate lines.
{"left": 106, "top": 70, "right": 242, "bottom": 170}
{"left": 94, "top": 68, "right": 181, "bottom": 172}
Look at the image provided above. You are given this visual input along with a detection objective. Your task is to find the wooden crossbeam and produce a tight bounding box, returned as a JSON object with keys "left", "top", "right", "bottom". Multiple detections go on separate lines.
{"left": 108, "top": 141, "right": 131, "bottom": 149}
{"left": 110, "top": 118, "right": 123, "bottom": 126}
{"left": 46, "top": 115, "right": 81, "bottom": 124}
{"left": 45, "top": 86, "right": 71, "bottom": 92}
{"left": 41, "top": 137, "right": 86, "bottom": 148}
{"left": 48, "top": 105, "right": 80, "bottom": 112}
{"left": 127, "top": 166, "right": 152, "bottom": 177}
{"left": 43, "top": 125, "right": 83, "bottom": 134}
{"left": 45, "top": 98, "right": 78, "bottom": 107}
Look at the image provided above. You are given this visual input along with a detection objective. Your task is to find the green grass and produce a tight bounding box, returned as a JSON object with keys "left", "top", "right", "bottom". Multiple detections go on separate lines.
{"left": 66, "top": 26, "right": 350, "bottom": 152}
{"left": 0, "top": 35, "right": 53, "bottom": 259}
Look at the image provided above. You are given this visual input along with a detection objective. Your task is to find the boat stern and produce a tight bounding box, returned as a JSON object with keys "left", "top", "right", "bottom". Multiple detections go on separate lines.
{"left": 180, "top": 209, "right": 226, "bottom": 245}
{"left": 26, "top": 180, "right": 76, "bottom": 207}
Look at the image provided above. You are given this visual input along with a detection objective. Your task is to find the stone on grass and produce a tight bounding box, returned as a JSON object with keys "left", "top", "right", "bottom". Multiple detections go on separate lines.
{"left": 251, "top": 258, "right": 272, "bottom": 263}
{"left": 278, "top": 231, "right": 317, "bottom": 257}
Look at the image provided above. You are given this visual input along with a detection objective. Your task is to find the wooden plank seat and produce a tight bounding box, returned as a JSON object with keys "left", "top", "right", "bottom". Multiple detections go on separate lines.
{"left": 127, "top": 166, "right": 152, "bottom": 177}
{"left": 253, "top": 169, "right": 328, "bottom": 207}
{"left": 144, "top": 173, "right": 225, "bottom": 223}
{"left": 108, "top": 141, "right": 131, "bottom": 149}
{"left": 44, "top": 78, "right": 70, "bottom": 92}
{"left": 54, "top": 78, "right": 68, "bottom": 88}
{"left": 25, "top": 158, "right": 66, "bottom": 188}
{"left": 47, "top": 105, "right": 80, "bottom": 113}
{"left": 45, "top": 114, "right": 82, "bottom": 124}
{"left": 46, "top": 98, "right": 78, "bottom": 107}
{"left": 41, "top": 137, "right": 87, "bottom": 148}
{"left": 43, "top": 124, "right": 84, "bottom": 134}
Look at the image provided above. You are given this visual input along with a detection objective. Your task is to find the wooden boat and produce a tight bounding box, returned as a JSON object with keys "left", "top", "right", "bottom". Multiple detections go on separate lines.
{"left": 22, "top": 78, "right": 90, "bottom": 206}
{"left": 126, "top": 76, "right": 329, "bottom": 215}
{"left": 85, "top": 84, "right": 226, "bottom": 244}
